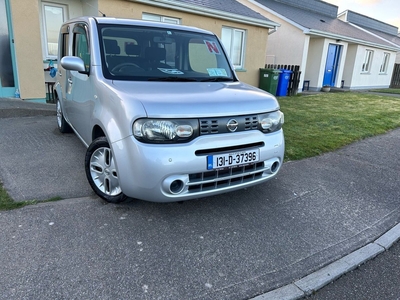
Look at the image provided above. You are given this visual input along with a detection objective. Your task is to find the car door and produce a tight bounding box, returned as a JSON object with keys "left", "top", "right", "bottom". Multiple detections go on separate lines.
{"left": 65, "top": 23, "right": 94, "bottom": 145}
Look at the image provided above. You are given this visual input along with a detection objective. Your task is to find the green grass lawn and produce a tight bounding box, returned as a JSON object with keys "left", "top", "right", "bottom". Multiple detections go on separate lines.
{"left": 369, "top": 88, "right": 400, "bottom": 94}
{"left": 1, "top": 91, "right": 400, "bottom": 210}
{"left": 280, "top": 92, "right": 400, "bottom": 161}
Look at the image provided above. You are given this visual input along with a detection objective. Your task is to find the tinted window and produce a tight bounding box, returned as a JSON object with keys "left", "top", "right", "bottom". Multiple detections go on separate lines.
{"left": 73, "top": 26, "right": 90, "bottom": 73}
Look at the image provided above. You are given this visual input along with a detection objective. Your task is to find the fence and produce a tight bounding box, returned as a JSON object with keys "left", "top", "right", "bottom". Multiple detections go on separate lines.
{"left": 390, "top": 63, "right": 400, "bottom": 88}
{"left": 265, "top": 64, "right": 301, "bottom": 96}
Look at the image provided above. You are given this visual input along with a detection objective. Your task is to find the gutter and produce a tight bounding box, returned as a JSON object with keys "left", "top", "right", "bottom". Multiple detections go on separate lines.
{"left": 132, "top": 0, "right": 280, "bottom": 29}
{"left": 306, "top": 29, "right": 400, "bottom": 52}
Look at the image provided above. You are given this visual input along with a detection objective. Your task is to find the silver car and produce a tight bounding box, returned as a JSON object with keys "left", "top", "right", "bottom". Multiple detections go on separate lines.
{"left": 55, "top": 17, "right": 284, "bottom": 203}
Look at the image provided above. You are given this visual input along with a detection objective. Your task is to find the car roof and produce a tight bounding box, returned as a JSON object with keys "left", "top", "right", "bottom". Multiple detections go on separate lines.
{"left": 64, "top": 16, "right": 214, "bottom": 36}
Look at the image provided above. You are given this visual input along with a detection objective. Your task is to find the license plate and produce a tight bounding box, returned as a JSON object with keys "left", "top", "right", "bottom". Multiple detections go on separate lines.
{"left": 207, "top": 149, "right": 260, "bottom": 170}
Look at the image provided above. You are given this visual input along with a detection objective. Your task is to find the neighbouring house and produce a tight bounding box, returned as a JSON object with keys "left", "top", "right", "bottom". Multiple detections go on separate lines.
{"left": 1, "top": 0, "right": 279, "bottom": 101}
{"left": 239, "top": 0, "right": 400, "bottom": 91}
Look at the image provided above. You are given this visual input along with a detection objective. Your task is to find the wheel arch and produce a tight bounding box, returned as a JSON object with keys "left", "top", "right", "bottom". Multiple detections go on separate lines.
{"left": 92, "top": 125, "right": 106, "bottom": 141}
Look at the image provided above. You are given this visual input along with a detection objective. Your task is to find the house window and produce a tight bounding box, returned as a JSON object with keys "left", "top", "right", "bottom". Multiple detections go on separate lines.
{"left": 361, "top": 50, "right": 373, "bottom": 73}
{"left": 41, "top": 2, "right": 67, "bottom": 59}
{"left": 380, "top": 52, "right": 390, "bottom": 74}
{"left": 221, "top": 27, "right": 246, "bottom": 69}
{"left": 142, "top": 13, "right": 180, "bottom": 24}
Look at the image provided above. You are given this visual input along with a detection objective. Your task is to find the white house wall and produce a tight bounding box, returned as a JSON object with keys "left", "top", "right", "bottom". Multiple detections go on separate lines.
{"left": 304, "top": 38, "right": 324, "bottom": 89}
{"left": 348, "top": 45, "right": 396, "bottom": 89}
{"left": 265, "top": 18, "right": 305, "bottom": 65}
{"left": 342, "top": 44, "right": 357, "bottom": 88}
{"left": 334, "top": 40, "right": 347, "bottom": 88}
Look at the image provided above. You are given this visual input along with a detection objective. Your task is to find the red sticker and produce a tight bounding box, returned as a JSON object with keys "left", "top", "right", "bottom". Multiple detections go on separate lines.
{"left": 204, "top": 40, "right": 221, "bottom": 55}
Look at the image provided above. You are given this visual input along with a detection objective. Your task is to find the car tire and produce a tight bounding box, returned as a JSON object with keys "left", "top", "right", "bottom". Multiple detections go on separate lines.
{"left": 85, "top": 137, "right": 127, "bottom": 203}
{"left": 56, "top": 98, "right": 72, "bottom": 133}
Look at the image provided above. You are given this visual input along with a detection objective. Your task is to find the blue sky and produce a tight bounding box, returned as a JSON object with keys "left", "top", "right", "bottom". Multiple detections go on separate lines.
{"left": 324, "top": 0, "right": 400, "bottom": 30}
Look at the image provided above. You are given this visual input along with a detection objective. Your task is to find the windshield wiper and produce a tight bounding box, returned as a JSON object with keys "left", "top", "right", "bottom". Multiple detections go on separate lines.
{"left": 200, "top": 77, "right": 234, "bottom": 82}
{"left": 147, "top": 77, "right": 197, "bottom": 82}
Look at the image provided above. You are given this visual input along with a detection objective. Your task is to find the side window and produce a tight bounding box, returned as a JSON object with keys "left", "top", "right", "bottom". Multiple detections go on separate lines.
{"left": 58, "top": 25, "right": 69, "bottom": 60}
{"left": 61, "top": 33, "right": 69, "bottom": 58}
{"left": 73, "top": 25, "right": 90, "bottom": 73}
{"left": 41, "top": 2, "right": 67, "bottom": 59}
{"left": 221, "top": 27, "right": 246, "bottom": 69}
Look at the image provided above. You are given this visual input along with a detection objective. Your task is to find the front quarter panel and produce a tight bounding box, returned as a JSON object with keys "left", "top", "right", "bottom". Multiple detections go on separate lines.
{"left": 92, "top": 79, "right": 147, "bottom": 144}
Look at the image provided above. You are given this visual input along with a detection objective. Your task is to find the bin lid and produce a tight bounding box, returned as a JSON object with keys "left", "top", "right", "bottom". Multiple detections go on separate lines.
{"left": 260, "top": 68, "right": 281, "bottom": 73}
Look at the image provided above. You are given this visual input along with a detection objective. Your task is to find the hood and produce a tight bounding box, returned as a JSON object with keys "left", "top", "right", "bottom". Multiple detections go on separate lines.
{"left": 111, "top": 81, "right": 280, "bottom": 118}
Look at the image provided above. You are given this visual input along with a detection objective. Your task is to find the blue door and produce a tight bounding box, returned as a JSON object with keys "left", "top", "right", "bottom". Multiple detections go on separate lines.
{"left": 0, "top": 0, "right": 17, "bottom": 97}
{"left": 323, "top": 44, "right": 341, "bottom": 87}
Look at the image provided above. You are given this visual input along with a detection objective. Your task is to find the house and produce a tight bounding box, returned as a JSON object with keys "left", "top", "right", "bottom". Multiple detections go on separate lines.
{"left": 239, "top": 0, "right": 400, "bottom": 91}
{"left": 1, "top": 0, "right": 278, "bottom": 101}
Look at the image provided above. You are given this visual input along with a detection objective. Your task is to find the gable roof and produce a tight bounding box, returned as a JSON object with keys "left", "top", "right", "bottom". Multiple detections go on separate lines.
{"left": 343, "top": 10, "right": 398, "bottom": 36}
{"left": 253, "top": 0, "right": 399, "bottom": 51}
{"left": 341, "top": 10, "right": 400, "bottom": 48}
{"left": 174, "top": 0, "right": 270, "bottom": 21}
{"left": 134, "top": 0, "right": 279, "bottom": 28}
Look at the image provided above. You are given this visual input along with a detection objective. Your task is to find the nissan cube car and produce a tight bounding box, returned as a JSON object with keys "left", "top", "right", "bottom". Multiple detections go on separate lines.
{"left": 55, "top": 17, "right": 284, "bottom": 203}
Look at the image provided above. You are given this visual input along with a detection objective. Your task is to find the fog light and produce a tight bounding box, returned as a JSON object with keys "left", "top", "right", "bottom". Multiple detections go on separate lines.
{"left": 170, "top": 180, "right": 184, "bottom": 194}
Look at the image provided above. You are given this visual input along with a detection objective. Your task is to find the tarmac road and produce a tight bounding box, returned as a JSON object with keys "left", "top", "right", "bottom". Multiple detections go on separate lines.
{"left": 0, "top": 97, "right": 399, "bottom": 299}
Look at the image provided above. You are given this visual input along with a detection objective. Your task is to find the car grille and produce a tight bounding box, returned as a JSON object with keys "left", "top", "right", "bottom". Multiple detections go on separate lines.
{"left": 187, "top": 161, "right": 266, "bottom": 193}
{"left": 199, "top": 115, "right": 259, "bottom": 135}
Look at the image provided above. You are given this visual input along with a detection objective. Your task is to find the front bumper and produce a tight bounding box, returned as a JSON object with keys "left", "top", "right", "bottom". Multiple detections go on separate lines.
{"left": 111, "top": 130, "right": 284, "bottom": 202}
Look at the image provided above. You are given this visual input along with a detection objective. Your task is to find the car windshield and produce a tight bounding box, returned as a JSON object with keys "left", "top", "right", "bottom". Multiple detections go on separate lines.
{"left": 98, "top": 24, "right": 235, "bottom": 82}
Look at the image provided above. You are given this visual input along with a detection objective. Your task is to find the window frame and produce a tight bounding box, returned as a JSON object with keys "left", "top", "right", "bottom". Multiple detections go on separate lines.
{"left": 361, "top": 49, "right": 373, "bottom": 73}
{"left": 221, "top": 26, "right": 246, "bottom": 70}
{"left": 41, "top": 2, "right": 68, "bottom": 60}
{"left": 72, "top": 24, "right": 90, "bottom": 73}
{"left": 142, "top": 13, "right": 180, "bottom": 24}
{"left": 379, "top": 52, "right": 390, "bottom": 74}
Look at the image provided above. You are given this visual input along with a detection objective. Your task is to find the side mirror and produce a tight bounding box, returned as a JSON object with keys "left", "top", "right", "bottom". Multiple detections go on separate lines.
{"left": 60, "top": 56, "right": 87, "bottom": 73}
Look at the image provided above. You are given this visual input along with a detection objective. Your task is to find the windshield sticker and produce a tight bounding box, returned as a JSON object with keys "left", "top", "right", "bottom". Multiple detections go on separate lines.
{"left": 207, "top": 68, "right": 228, "bottom": 77}
{"left": 158, "top": 68, "right": 184, "bottom": 75}
{"left": 204, "top": 40, "right": 221, "bottom": 55}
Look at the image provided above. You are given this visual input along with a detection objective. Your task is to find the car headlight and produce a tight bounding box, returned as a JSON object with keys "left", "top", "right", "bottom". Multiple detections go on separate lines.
{"left": 259, "top": 110, "right": 284, "bottom": 133}
{"left": 133, "top": 119, "right": 198, "bottom": 143}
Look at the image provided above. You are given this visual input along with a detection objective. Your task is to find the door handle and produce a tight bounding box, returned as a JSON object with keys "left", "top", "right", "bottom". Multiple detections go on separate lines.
{"left": 68, "top": 78, "right": 73, "bottom": 84}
